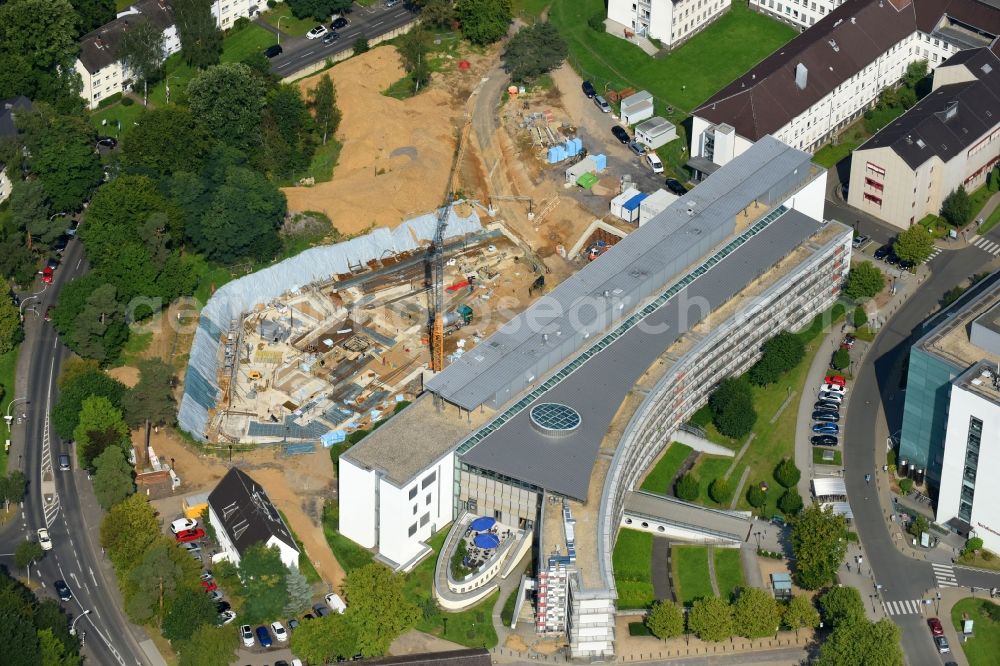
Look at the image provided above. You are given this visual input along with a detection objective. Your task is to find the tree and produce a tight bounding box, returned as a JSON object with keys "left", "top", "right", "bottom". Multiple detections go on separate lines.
{"left": 92, "top": 445, "right": 134, "bottom": 510}
{"left": 988, "top": 166, "right": 1000, "bottom": 193}
{"left": 189, "top": 166, "right": 286, "bottom": 262}
{"left": 0, "top": 292, "right": 22, "bottom": 355}
{"left": 455, "top": 0, "right": 512, "bottom": 45}
{"left": 101, "top": 493, "right": 160, "bottom": 575}
{"left": 675, "top": 472, "right": 699, "bottom": 501}
{"left": 238, "top": 544, "right": 290, "bottom": 624}
{"left": 345, "top": 563, "right": 420, "bottom": 656}
{"left": 260, "top": 84, "right": 315, "bottom": 180}
{"left": 283, "top": 567, "right": 314, "bottom": 616}
{"left": 778, "top": 489, "right": 803, "bottom": 515}
{"left": 708, "top": 376, "right": 757, "bottom": 438}
{"left": 853, "top": 305, "right": 868, "bottom": 328}
{"left": 819, "top": 586, "right": 865, "bottom": 628}
{"left": 0, "top": 0, "right": 80, "bottom": 87}
{"left": 15, "top": 539, "right": 45, "bottom": 570}
{"left": 1, "top": 470, "right": 28, "bottom": 508}
{"left": 502, "top": 22, "right": 567, "bottom": 83}
{"left": 173, "top": 0, "right": 223, "bottom": 68}
{"left": 790, "top": 504, "right": 849, "bottom": 590}
{"left": 746, "top": 483, "right": 766, "bottom": 508}
{"left": 122, "top": 107, "right": 212, "bottom": 177}
{"left": 0, "top": 585, "right": 41, "bottom": 665}
{"left": 117, "top": 18, "right": 165, "bottom": 105}
{"left": 963, "top": 536, "right": 984, "bottom": 556}
{"left": 287, "top": 0, "right": 352, "bottom": 20}
{"left": 732, "top": 587, "right": 782, "bottom": 639}
{"left": 163, "top": 587, "right": 219, "bottom": 642}
{"left": 187, "top": 63, "right": 266, "bottom": 149}
{"left": 73, "top": 395, "right": 129, "bottom": 470}
{"left": 893, "top": 225, "right": 934, "bottom": 265}
{"left": 832, "top": 347, "right": 850, "bottom": 371}
{"left": 124, "top": 539, "right": 191, "bottom": 624}
{"left": 748, "top": 332, "right": 805, "bottom": 385}
{"left": 645, "top": 600, "right": 684, "bottom": 639}
{"left": 177, "top": 624, "right": 237, "bottom": 666}
{"left": 396, "top": 27, "right": 431, "bottom": 92}
{"left": 783, "top": 595, "right": 820, "bottom": 636}
{"left": 52, "top": 362, "right": 127, "bottom": 439}
{"left": 61, "top": 281, "right": 130, "bottom": 364}
{"left": 844, "top": 262, "right": 885, "bottom": 301}
{"left": 708, "top": 477, "right": 730, "bottom": 505}
{"left": 71, "top": 0, "right": 116, "bottom": 33}
{"left": 289, "top": 612, "right": 359, "bottom": 664}
{"left": 687, "top": 596, "right": 733, "bottom": 642}
{"left": 33, "top": 599, "right": 80, "bottom": 660}
{"left": 774, "top": 458, "right": 801, "bottom": 488}
{"left": 122, "top": 359, "right": 177, "bottom": 428}
{"left": 309, "top": 74, "right": 341, "bottom": 146}
{"left": 353, "top": 35, "right": 370, "bottom": 56}
{"left": 908, "top": 514, "right": 929, "bottom": 539}
{"left": 18, "top": 109, "right": 103, "bottom": 212}
{"left": 940, "top": 185, "right": 972, "bottom": 227}
{"left": 421, "top": 0, "right": 456, "bottom": 28}
{"left": 10, "top": 179, "right": 55, "bottom": 248}
{"left": 816, "top": 617, "right": 903, "bottom": 666}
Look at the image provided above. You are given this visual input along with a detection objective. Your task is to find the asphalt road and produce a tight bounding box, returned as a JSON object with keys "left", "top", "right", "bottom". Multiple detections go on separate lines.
{"left": 842, "top": 218, "right": 1000, "bottom": 665}
{"left": 0, "top": 236, "right": 155, "bottom": 665}
{"left": 268, "top": 2, "right": 418, "bottom": 78}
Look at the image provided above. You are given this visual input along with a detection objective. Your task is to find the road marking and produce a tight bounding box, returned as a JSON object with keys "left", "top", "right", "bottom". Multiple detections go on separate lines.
{"left": 372, "top": 20, "right": 383, "bottom": 26}
{"left": 883, "top": 599, "right": 924, "bottom": 615}
{"left": 925, "top": 247, "right": 941, "bottom": 261}
{"left": 932, "top": 562, "right": 958, "bottom": 587}
{"left": 89, "top": 566, "right": 98, "bottom": 586}
{"left": 972, "top": 236, "right": 1000, "bottom": 256}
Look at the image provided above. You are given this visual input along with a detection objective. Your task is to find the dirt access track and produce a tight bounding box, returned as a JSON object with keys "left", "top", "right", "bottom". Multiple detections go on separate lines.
{"left": 283, "top": 46, "right": 483, "bottom": 235}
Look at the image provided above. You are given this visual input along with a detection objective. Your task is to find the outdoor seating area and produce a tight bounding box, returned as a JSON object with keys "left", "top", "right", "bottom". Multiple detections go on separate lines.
{"left": 462, "top": 516, "right": 513, "bottom": 571}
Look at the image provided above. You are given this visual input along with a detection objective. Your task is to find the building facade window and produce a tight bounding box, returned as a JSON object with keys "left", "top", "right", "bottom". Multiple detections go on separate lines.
{"left": 959, "top": 416, "right": 982, "bottom": 522}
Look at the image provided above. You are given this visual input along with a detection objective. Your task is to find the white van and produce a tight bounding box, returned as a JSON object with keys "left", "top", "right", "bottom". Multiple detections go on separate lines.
{"left": 645, "top": 153, "right": 664, "bottom": 173}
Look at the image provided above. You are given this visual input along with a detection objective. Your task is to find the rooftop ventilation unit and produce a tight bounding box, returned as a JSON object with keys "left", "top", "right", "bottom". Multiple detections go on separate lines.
{"left": 795, "top": 62, "right": 808, "bottom": 90}
{"left": 828, "top": 39, "right": 840, "bottom": 52}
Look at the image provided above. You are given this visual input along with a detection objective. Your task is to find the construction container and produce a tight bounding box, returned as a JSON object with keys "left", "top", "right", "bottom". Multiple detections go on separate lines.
{"left": 610, "top": 187, "right": 644, "bottom": 222}
{"left": 591, "top": 154, "right": 608, "bottom": 171}
{"left": 565, "top": 156, "right": 597, "bottom": 184}
{"left": 638, "top": 189, "right": 679, "bottom": 226}
{"left": 635, "top": 117, "right": 677, "bottom": 149}
{"left": 182, "top": 492, "right": 210, "bottom": 519}
{"left": 620, "top": 90, "right": 654, "bottom": 126}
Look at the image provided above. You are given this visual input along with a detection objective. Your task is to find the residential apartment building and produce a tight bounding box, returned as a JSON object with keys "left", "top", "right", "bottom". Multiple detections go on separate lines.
{"left": 75, "top": 0, "right": 181, "bottom": 110}
{"left": 688, "top": 0, "right": 1000, "bottom": 179}
{"left": 898, "top": 273, "right": 1000, "bottom": 552}
{"left": 211, "top": 0, "right": 264, "bottom": 29}
{"left": 607, "top": 0, "right": 732, "bottom": 47}
{"left": 750, "top": 0, "right": 846, "bottom": 30}
{"left": 848, "top": 46, "right": 1000, "bottom": 228}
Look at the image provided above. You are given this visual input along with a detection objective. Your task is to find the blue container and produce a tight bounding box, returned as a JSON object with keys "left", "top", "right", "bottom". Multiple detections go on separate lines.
{"left": 547, "top": 146, "right": 560, "bottom": 164}
{"left": 564, "top": 139, "right": 578, "bottom": 157}
{"left": 592, "top": 153, "right": 607, "bottom": 171}
{"left": 572, "top": 137, "right": 583, "bottom": 154}
{"left": 553, "top": 146, "right": 568, "bottom": 162}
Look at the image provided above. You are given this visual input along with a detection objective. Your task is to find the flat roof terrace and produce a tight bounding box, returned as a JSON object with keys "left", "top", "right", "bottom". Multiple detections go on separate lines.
{"left": 458, "top": 206, "right": 826, "bottom": 500}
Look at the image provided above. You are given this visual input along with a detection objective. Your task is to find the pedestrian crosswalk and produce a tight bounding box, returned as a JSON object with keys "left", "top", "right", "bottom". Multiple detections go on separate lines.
{"left": 972, "top": 236, "right": 1000, "bottom": 256}
{"left": 932, "top": 562, "right": 959, "bottom": 587}
{"left": 926, "top": 247, "right": 942, "bottom": 261}
{"left": 884, "top": 599, "right": 926, "bottom": 616}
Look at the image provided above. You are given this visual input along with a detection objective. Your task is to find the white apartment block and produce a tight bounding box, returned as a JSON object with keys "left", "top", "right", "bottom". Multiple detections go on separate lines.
{"left": 751, "top": 0, "right": 848, "bottom": 30}
{"left": 211, "top": 0, "right": 266, "bottom": 29}
{"left": 688, "top": 0, "right": 999, "bottom": 179}
{"left": 607, "top": 0, "right": 732, "bottom": 47}
{"left": 848, "top": 46, "right": 1000, "bottom": 228}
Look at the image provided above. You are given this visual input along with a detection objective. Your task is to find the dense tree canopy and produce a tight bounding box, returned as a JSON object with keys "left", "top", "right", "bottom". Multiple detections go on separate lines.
{"left": 122, "top": 359, "right": 177, "bottom": 428}
{"left": 844, "top": 261, "right": 886, "bottom": 301}
{"left": 791, "top": 504, "right": 849, "bottom": 589}
{"left": 117, "top": 18, "right": 166, "bottom": 104}
{"left": 941, "top": 185, "right": 972, "bottom": 227}
{"left": 345, "top": 563, "right": 420, "bottom": 656}
{"left": 687, "top": 596, "right": 733, "bottom": 642}
{"left": 502, "top": 22, "right": 567, "bottom": 82}
{"left": 173, "top": 0, "right": 223, "bottom": 68}
{"left": 709, "top": 376, "right": 757, "bottom": 439}
{"left": 645, "top": 600, "right": 684, "bottom": 639}
{"left": 121, "top": 107, "right": 212, "bottom": 177}
{"left": 177, "top": 624, "right": 237, "bottom": 666}
{"left": 71, "top": 0, "right": 116, "bottom": 34}
{"left": 748, "top": 332, "right": 805, "bottom": 386}
{"left": 162, "top": 587, "right": 218, "bottom": 643}
{"left": 819, "top": 586, "right": 866, "bottom": 628}
{"left": 455, "top": 0, "right": 512, "bottom": 45}
{"left": 893, "top": 226, "right": 935, "bottom": 265}
{"left": 290, "top": 612, "right": 359, "bottom": 664}
{"left": 732, "top": 587, "right": 782, "bottom": 638}
{"left": 52, "top": 360, "right": 128, "bottom": 438}
{"left": 18, "top": 107, "right": 103, "bottom": 212}
{"left": 101, "top": 493, "right": 161, "bottom": 575}
{"left": 0, "top": 568, "right": 81, "bottom": 666}
{"left": 187, "top": 63, "right": 267, "bottom": 150}
{"left": 783, "top": 595, "right": 820, "bottom": 635}
{"left": 93, "top": 444, "right": 134, "bottom": 510}
{"left": 238, "top": 544, "right": 290, "bottom": 624}
{"left": 73, "top": 395, "right": 129, "bottom": 470}
{"left": 816, "top": 617, "right": 904, "bottom": 666}
{"left": 0, "top": 0, "right": 81, "bottom": 109}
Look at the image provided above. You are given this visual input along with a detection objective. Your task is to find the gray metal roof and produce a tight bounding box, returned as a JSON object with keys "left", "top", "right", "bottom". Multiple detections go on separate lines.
{"left": 427, "top": 136, "right": 814, "bottom": 411}
{"left": 459, "top": 206, "right": 825, "bottom": 500}
{"left": 624, "top": 491, "right": 753, "bottom": 542}
{"left": 635, "top": 116, "right": 675, "bottom": 137}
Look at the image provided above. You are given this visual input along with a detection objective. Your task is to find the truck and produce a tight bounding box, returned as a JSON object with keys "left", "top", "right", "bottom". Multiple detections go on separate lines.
{"left": 442, "top": 305, "right": 474, "bottom": 334}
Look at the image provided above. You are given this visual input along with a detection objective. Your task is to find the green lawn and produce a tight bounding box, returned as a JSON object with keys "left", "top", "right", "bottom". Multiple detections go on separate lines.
{"left": 713, "top": 548, "right": 744, "bottom": 601}
{"left": 551, "top": 0, "right": 795, "bottom": 114}
{"left": 813, "top": 141, "right": 860, "bottom": 169}
{"left": 639, "top": 442, "right": 693, "bottom": 495}
{"left": 90, "top": 100, "right": 144, "bottom": 135}
{"left": 0, "top": 345, "right": 20, "bottom": 474}
{"left": 259, "top": 8, "right": 320, "bottom": 38}
{"left": 672, "top": 545, "right": 713, "bottom": 605}
{"left": 221, "top": 23, "right": 277, "bottom": 63}
{"left": 513, "top": 0, "right": 552, "bottom": 20}
{"left": 613, "top": 528, "right": 655, "bottom": 609}
{"left": 692, "top": 455, "right": 737, "bottom": 506}
{"left": 980, "top": 204, "right": 1000, "bottom": 234}
{"left": 322, "top": 500, "right": 375, "bottom": 572}
{"left": 813, "top": 447, "right": 842, "bottom": 466}
{"left": 951, "top": 598, "right": 1000, "bottom": 665}
{"left": 969, "top": 183, "right": 995, "bottom": 220}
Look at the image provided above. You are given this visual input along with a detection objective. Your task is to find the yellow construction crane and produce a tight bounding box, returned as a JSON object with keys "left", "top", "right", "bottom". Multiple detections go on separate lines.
{"left": 429, "top": 117, "right": 472, "bottom": 372}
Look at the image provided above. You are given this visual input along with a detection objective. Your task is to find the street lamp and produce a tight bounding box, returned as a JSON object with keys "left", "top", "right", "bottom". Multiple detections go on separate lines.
{"left": 277, "top": 15, "right": 291, "bottom": 44}
{"left": 5, "top": 396, "right": 27, "bottom": 431}
{"left": 753, "top": 531, "right": 762, "bottom": 549}
{"left": 70, "top": 610, "right": 91, "bottom": 636}
{"left": 935, "top": 592, "right": 941, "bottom": 615}
{"left": 869, "top": 594, "right": 878, "bottom": 614}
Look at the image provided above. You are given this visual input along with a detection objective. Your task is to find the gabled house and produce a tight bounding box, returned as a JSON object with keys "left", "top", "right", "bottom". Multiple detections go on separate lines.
{"left": 207, "top": 468, "right": 300, "bottom": 570}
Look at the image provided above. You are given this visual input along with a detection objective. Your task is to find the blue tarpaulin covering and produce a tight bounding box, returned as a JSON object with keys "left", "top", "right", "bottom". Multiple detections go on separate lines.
{"left": 623, "top": 192, "right": 649, "bottom": 211}
{"left": 470, "top": 516, "right": 496, "bottom": 531}
{"left": 321, "top": 430, "right": 346, "bottom": 447}
{"left": 473, "top": 533, "right": 500, "bottom": 549}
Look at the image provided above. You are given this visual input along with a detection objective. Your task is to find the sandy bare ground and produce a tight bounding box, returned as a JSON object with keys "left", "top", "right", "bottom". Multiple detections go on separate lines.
{"left": 107, "top": 366, "right": 140, "bottom": 387}
{"left": 145, "top": 427, "right": 346, "bottom": 590}
{"left": 283, "top": 47, "right": 468, "bottom": 235}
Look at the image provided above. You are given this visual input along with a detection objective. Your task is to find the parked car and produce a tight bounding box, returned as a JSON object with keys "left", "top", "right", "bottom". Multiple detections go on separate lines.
{"left": 593, "top": 95, "right": 611, "bottom": 113}
{"left": 821, "top": 383, "right": 846, "bottom": 394}
{"left": 935, "top": 635, "right": 950, "bottom": 654}
{"left": 325, "top": 592, "right": 347, "bottom": 614}
{"left": 175, "top": 528, "right": 205, "bottom": 543}
{"left": 812, "top": 422, "right": 839, "bottom": 434}
{"left": 331, "top": 16, "right": 349, "bottom": 29}
{"left": 181, "top": 542, "right": 201, "bottom": 552}
{"left": 65, "top": 219, "right": 79, "bottom": 236}
{"left": 627, "top": 140, "right": 645, "bottom": 156}
{"left": 928, "top": 617, "right": 944, "bottom": 637}
{"left": 96, "top": 136, "right": 117, "bottom": 149}
{"left": 874, "top": 244, "right": 892, "bottom": 261}
{"left": 207, "top": 590, "right": 223, "bottom": 602}
{"left": 645, "top": 153, "right": 664, "bottom": 173}
{"left": 884, "top": 252, "right": 900, "bottom": 266}
{"left": 170, "top": 518, "right": 198, "bottom": 534}
{"left": 37, "top": 528, "right": 52, "bottom": 551}
{"left": 52, "top": 235, "right": 70, "bottom": 254}
{"left": 271, "top": 621, "right": 288, "bottom": 642}
{"left": 811, "top": 435, "right": 839, "bottom": 446}
{"left": 287, "top": 618, "right": 300, "bottom": 632}
{"left": 385, "top": 0, "right": 401, "bottom": 6}
{"left": 263, "top": 44, "right": 283, "bottom": 58}
{"left": 899, "top": 258, "right": 915, "bottom": 270}
{"left": 54, "top": 579, "right": 72, "bottom": 601}
{"left": 313, "top": 603, "right": 331, "bottom": 617}
{"left": 813, "top": 411, "right": 840, "bottom": 423}
{"left": 216, "top": 601, "right": 230, "bottom": 613}
{"left": 664, "top": 178, "right": 688, "bottom": 196}
{"left": 200, "top": 579, "right": 218, "bottom": 592}
{"left": 218, "top": 610, "right": 237, "bottom": 625}
{"left": 240, "top": 624, "right": 254, "bottom": 648}
{"left": 323, "top": 31, "right": 340, "bottom": 44}
{"left": 824, "top": 375, "right": 846, "bottom": 386}
{"left": 306, "top": 25, "right": 328, "bottom": 39}
{"left": 581, "top": 80, "right": 596, "bottom": 98}
{"left": 200, "top": 571, "right": 214, "bottom": 582}
{"left": 852, "top": 235, "right": 869, "bottom": 249}
{"left": 58, "top": 453, "right": 71, "bottom": 470}
{"left": 813, "top": 405, "right": 839, "bottom": 416}
{"left": 818, "top": 391, "right": 843, "bottom": 404}
{"left": 41, "top": 266, "right": 54, "bottom": 284}
{"left": 256, "top": 624, "right": 274, "bottom": 648}
{"left": 611, "top": 126, "right": 630, "bottom": 144}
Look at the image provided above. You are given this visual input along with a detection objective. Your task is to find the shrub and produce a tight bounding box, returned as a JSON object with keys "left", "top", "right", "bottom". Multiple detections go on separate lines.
{"left": 233, "top": 16, "right": 250, "bottom": 30}
{"left": 774, "top": 458, "right": 801, "bottom": 489}
{"left": 709, "top": 477, "right": 731, "bottom": 504}
{"left": 844, "top": 262, "right": 885, "bottom": 301}
{"left": 748, "top": 332, "right": 805, "bottom": 386}
{"left": 588, "top": 10, "right": 606, "bottom": 31}
{"left": 853, "top": 305, "right": 868, "bottom": 328}
{"left": 898, "top": 478, "right": 913, "bottom": 494}
{"left": 267, "top": 0, "right": 277, "bottom": 7}
{"left": 645, "top": 600, "right": 684, "bottom": 639}
{"left": 963, "top": 537, "right": 984, "bottom": 555}
{"left": 983, "top": 550, "right": 995, "bottom": 562}
{"left": 676, "top": 473, "right": 699, "bottom": 501}
{"left": 941, "top": 185, "right": 972, "bottom": 227}
{"left": 121, "top": 96, "right": 135, "bottom": 106}
{"left": 832, "top": 348, "right": 851, "bottom": 371}
{"left": 778, "top": 489, "right": 803, "bottom": 515}
{"left": 746, "top": 484, "right": 766, "bottom": 508}
{"left": 709, "top": 376, "right": 757, "bottom": 439}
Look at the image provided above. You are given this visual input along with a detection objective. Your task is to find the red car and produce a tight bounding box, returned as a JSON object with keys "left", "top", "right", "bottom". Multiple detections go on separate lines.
{"left": 41, "top": 266, "right": 54, "bottom": 284}
{"left": 175, "top": 528, "right": 205, "bottom": 543}
{"left": 200, "top": 579, "right": 218, "bottom": 592}
{"left": 928, "top": 617, "right": 944, "bottom": 637}
{"left": 824, "top": 375, "right": 847, "bottom": 386}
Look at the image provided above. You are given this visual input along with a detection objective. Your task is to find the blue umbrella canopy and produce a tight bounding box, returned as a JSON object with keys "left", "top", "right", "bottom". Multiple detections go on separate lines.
{"left": 473, "top": 533, "right": 500, "bottom": 549}
{"left": 470, "top": 516, "right": 496, "bottom": 531}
